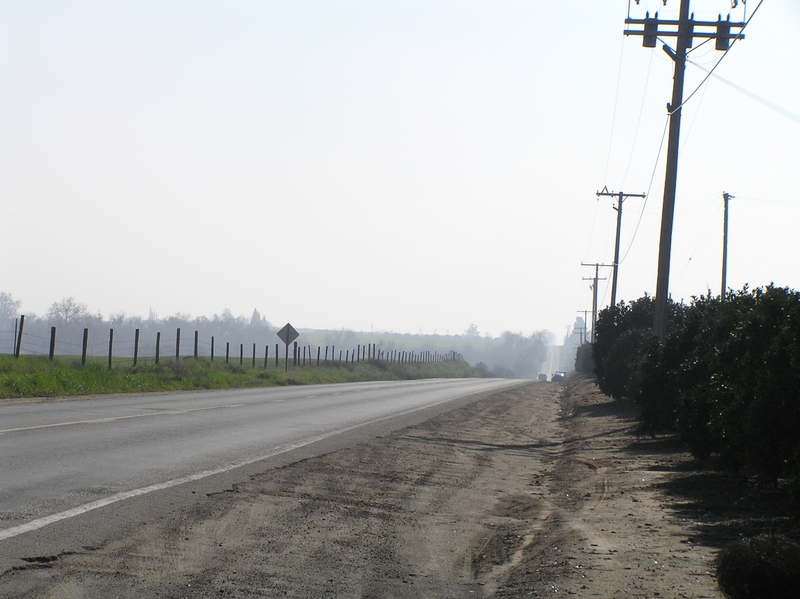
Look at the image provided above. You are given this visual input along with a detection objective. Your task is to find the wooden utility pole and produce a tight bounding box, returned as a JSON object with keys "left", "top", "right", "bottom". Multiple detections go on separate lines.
{"left": 625, "top": 1, "right": 745, "bottom": 340}
{"left": 581, "top": 263, "right": 611, "bottom": 343}
{"left": 721, "top": 191, "right": 733, "bottom": 298}
{"left": 576, "top": 310, "right": 591, "bottom": 344}
{"left": 596, "top": 187, "right": 646, "bottom": 309}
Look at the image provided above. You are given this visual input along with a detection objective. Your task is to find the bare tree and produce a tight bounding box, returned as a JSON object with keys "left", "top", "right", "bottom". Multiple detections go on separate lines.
{"left": 0, "top": 292, "right": 21, "bottom": 320}
{"left": 46, "top": 297, "right": 89, "bottom": 326}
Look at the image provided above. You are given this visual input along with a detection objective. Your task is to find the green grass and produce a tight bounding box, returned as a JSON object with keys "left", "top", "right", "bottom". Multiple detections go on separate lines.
{"left": 0, "top": 355, "right": 483, "bottom": 400}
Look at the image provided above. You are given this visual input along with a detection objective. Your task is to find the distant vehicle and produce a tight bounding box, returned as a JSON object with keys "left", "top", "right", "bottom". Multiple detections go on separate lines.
{"left": 537, "top": 373, "right": 548, "bottom": 381}
{"left": 551, "top": 371, "right": 566, "bottom": 382}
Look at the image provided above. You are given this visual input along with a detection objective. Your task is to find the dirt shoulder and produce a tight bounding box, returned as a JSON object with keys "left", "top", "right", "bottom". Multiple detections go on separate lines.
{"left": 2, "top": 377, "right": 792, "bottom": 597}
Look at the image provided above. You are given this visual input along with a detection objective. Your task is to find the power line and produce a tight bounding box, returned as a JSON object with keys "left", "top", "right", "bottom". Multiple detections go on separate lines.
{"left": 679, "top": 0, "right": 764, "bottom": 110}
{"left": 619, "top": 114, "right": 669, "bottom": 264}
{"left": 621, "top": 50, "right": 656, "bottom": 188}
{"left": 603, "top": 27, "right": 628, "bottom": 184}
{"left": 687, "top": 59, "right": 800, "bottom": 125}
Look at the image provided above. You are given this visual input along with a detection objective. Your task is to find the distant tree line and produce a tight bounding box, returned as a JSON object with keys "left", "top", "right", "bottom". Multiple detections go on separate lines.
{"left": 0, "top": 293, "right": 273, "bottom": 359}
{"left": 0, "top": 293, "right": 549, "bottom": 378}
{"left": 591, "top": 285, "right": 800, "bottom": 497}
{"left": 300, "top": 326, "right": 549, "bottom": 379}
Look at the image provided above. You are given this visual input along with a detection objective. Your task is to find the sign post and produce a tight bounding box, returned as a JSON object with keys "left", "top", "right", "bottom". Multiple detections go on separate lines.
{"left": 276, "top": 323, "right": 299, "bottom": 372}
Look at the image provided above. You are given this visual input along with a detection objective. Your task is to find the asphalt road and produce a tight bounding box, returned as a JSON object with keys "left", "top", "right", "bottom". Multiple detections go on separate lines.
{"left": 0, "top": 378, "right": 522, "bottom": 555}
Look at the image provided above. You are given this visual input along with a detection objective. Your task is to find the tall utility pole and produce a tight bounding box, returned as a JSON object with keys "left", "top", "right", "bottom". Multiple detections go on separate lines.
{"left": 576, "top": 310, "right": 591, "bottom": 344}
{"left": 721, "top": 191, "right": 734, "bottom": 298}
{"left": 625, "top": 2, "right": 745, "bottom": 340}
{"left": 596, "top": 187, "right": 646, "bottom": 309}
{"left": 581, "top": 263, "right": 611, "bottom": 343}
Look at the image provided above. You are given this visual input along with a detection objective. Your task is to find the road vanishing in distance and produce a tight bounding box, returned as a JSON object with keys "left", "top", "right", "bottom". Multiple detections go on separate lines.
{"left": 0, "top": 377, "right": 524, "bottom": 565}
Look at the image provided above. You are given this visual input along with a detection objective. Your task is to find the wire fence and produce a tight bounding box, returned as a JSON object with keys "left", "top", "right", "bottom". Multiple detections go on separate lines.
{"left": 1, "top": 317, "right": 465, "bottom": 369}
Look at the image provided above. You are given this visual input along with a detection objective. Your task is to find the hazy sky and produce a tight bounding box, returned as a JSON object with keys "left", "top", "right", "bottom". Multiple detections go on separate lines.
{"left": 1, "top": 1, "right": 798, "bottom": 339}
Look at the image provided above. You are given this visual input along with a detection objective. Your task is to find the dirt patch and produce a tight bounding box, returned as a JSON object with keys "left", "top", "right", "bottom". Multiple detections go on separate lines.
{"left": 1, "top": 378, "right": 797, "bottom": 597}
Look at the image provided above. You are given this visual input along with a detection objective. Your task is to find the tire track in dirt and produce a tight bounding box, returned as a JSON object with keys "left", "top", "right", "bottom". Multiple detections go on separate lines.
{"left": 489, "top": 378, "right": 722, "bottom": 598}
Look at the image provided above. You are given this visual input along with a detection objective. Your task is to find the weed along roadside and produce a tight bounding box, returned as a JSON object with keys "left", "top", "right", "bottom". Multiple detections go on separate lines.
{"left": 0, "top": 354, "right": 484, "bottom": 401}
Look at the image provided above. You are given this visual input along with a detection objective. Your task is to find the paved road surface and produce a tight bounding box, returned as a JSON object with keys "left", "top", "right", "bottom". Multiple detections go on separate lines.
{"left": 0, "top": 378, "right": 522, "bottom": 549}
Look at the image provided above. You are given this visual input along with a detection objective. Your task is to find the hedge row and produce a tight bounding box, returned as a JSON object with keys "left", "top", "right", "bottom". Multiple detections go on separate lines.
{"left": 592, "top": 285, "right": 800, "bottom": 489}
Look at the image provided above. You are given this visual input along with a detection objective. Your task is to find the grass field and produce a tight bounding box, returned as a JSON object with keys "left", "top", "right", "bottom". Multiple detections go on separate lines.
{"left": 0, "top": 355, "right": 483, "bottom": 400}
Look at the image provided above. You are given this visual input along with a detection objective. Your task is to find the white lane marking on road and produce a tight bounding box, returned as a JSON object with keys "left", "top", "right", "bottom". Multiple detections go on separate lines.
{"left": 0, "top": 382, "right": 521, "bottom": 541}
{"left": 0, "top": 404, "right": 244, "bottom": 434}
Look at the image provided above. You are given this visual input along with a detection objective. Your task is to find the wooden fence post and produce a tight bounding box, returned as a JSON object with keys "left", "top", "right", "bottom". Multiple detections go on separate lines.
{"left": 82, "top": 328, "right": 89, "bottom": 365}
{"left": 293, "top": 341, "right": 298, "bottom": 366}
{"left": 264, "top": 345, "right": 269, "bottom": 368}
{"left": 325, "top": 346, "right": 329, "bottom": 361}
{"left": 317, "top": 346, "right": 320, "bottom": 366}
{"left": 14, "top": 315, "right": 25, "bottom": 358}
{"left": 134, "top": 328, "right": 140, "bottom": 366}
{"left": 175, "top": 328, "right": 181, "bottom": 361}
{"left": 211, "top": 336, "right": 215, "bottom": 361}
{"left": 226, "top": 342, "right": 230, "bottom": 364}
{"left": 252, "top": 343, "right": 256, "bottom": 368}
{"left": 108, "top": 329, "right": 114, "bottom": 369}
{"left": 275, "top": 343, "right": 279, "bottom": 368}
{"left": 239, "top": 343, "right": 243, "bottom": 365}
{"left": 194, "top": 331, "right": 199, "bottom": 359}
{"left": 49, "top": 326, "right": 56, "bottom": 360}
{"left": 155, "top": 332, "right": 161, "bottom": 364}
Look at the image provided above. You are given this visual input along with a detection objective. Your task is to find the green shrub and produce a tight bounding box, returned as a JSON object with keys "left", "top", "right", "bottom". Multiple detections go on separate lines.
{"left": 592, "top": 295, "right": 669, "bottom": 401}
{"left": 716, "top": 534, "right": 800, "bottom": 599}
{"left": 574, "top": 342, "right": 594, "bottom": 375}
{"left": 594, "top": 285, "right": 800, "bottom": 491}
